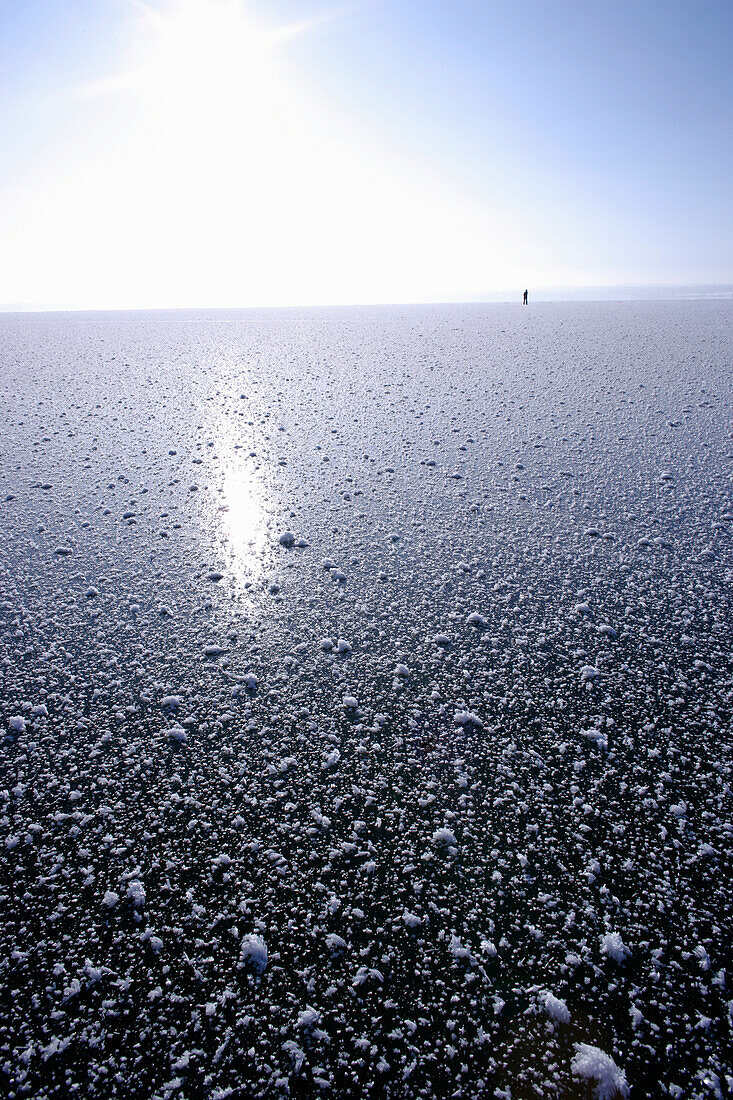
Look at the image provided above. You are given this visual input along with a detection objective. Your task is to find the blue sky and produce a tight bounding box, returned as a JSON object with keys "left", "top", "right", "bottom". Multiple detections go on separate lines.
{"left": 0, "top": 0, "right": 731, "bottom": 308}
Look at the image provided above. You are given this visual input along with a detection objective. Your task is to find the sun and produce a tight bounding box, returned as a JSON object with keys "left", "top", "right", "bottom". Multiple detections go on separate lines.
{"left": 130, "top": 1, "right": 278, "bottom": 112}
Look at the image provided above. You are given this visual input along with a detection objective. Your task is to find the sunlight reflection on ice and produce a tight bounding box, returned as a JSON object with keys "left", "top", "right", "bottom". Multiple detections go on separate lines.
{"left": 215, "top": 457, "right": 269, "bottom": 584}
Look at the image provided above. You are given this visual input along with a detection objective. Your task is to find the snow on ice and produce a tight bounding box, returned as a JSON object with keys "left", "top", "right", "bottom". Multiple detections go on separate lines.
{"left": 0, "top": 302, "right": 731, "bottom": 1098}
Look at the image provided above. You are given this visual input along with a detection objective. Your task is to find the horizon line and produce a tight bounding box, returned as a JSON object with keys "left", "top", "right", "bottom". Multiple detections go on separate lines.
{"left": 1, "top": 282, "right": 731, "bottom": 316}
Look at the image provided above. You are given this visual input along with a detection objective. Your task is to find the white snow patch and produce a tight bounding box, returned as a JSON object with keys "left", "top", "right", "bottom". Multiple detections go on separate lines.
{"left": 240, "top": 933, "right": 268, "bottom": 974}
{"left": 540, "top": 990, "right": 570, "bottom": 1024}
{"left": 453, "top": 710, "right": 484, "bottom": 729}
{"left": 466, "top": 612, "right": 488, "bottom": 628}
{"left": 600, "top": 932, "right": 631, "bottom": 964}
{"left": 581, "top": 727, "right": 608, "bottom": 749}
{"left": 432, "top": 827, "right": 457, "bottom": 847}
{"left": 449, "top": 935, "right": 473, "bottom": 962}
{"left": 296, "top": 1006, "right": 321, "bottom": 1029}
{"left": 283, "top": 1041, "right": 305, "bottom": 1072}
{"left": 322, "top": 748, "right": 341, "bottom": 770}
{"left": 127, "top": 880, "right": 145, "bottom": 908}
{"left": 571, "top": 1043, "right": 629, "bottom": 1099}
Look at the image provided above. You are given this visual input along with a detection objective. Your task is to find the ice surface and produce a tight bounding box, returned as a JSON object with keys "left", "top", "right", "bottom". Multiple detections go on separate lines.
{"left": 0, "top": 301, "right": 731, "bottom": 1097}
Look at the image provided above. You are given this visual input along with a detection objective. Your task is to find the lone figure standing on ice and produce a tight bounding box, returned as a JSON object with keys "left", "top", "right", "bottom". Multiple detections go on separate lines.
{"left": 523, "top": 289, "right": 528, "bottom": 305}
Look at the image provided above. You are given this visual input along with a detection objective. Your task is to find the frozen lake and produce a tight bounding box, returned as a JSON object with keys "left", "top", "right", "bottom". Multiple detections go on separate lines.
{"left": 1, "top": 301, "right": 731, "bottom": 1099}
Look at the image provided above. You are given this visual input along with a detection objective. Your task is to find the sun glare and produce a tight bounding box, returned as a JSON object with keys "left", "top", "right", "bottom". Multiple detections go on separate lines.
{"left": 132, "top": 1, "right": 278, "bottom": 113}
{"left": 217, "top": 461, "right": 268, "bottom": 583}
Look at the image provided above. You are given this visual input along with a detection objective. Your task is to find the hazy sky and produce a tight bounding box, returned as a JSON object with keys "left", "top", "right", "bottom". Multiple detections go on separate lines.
{"left": 1, "top": 0, "right": 731, "bottom": 309}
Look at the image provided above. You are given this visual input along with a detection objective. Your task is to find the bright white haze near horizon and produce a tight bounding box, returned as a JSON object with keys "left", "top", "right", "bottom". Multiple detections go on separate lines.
{"left": 0, "top": 0, "right": 731, "bottom": 310}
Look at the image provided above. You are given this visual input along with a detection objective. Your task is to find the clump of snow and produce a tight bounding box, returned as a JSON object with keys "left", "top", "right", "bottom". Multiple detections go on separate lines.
{"left": 581, "top": 727, "right": 608, "bottom": 750}
{"left": 296, "top": 1006, "right": 321, "bottom": 1029}
{"left": 466, "top": 612, "right": 488, "bottom": 628}
{"left": 8, "top": 715, "right": 26, "bottom": 734}
{"left": 241, "top": 933, "right": 268, "bottom": 974}
{"left": 102, "top": 890, "right": 119, "bottom": 909}
{"left": 283, "top": 1041, "right": 305, "bottom": 1072}
{"left": 127, "top": 880, "right": 146, "bottom": 908}
{"left": 432, "top": 827, "right": 457, "bottom": 847}
{"left": 601, "top": 932, "right": 631, "bottom": 964}
{"left": 571, "top": 1043, "right": 629, "bottom": 1099}
{"left": 322, "top": 748, "right": 341, "bottom": 770}
{"left": 540, "top": 990, "right": 570, "bottom": 1024}
{"left": 453, "top": 710, "right": 484, "bottom": 729}
{"left": 449, "top": 935, "right": 473, "bottom": 961}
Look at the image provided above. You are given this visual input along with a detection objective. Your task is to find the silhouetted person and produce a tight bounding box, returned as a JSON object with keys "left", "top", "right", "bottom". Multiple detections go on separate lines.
{"left": 523, "top": 289, "right": 528, "bottom": 305}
